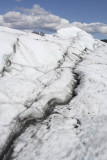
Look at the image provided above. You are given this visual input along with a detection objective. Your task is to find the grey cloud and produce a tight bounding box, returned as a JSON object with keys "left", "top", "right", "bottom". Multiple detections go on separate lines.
{"left": 3, "top": 11, "right": 21, "bottom": 23}
{"left": 0, "top": 5, "right": 70, "bottom": 31}
{"left": 71, "top": 22, "right": 107, "bottom": 36}
{"left": 0, "top": 4, "right": 107, "bottom": 36}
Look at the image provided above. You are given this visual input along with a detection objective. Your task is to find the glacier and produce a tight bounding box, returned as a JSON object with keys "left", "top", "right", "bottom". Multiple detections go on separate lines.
{"left": 0, "top": 26, "right": 107, "bottom": 160}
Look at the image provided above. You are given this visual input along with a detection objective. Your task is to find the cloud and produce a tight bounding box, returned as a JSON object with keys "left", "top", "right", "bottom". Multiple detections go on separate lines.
{"left": 71, "top": 22, "right": 107, "bottom": 36}
{"left": 0, "top": 4, "right": 107, "bottom": 36}
{"left": 0, "top": 5, "right": 70, "bottom": 31}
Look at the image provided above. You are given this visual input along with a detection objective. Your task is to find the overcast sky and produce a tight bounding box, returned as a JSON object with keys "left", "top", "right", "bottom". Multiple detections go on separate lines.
{"left": 0, "top": 0, "right": 107, "bottom": 39}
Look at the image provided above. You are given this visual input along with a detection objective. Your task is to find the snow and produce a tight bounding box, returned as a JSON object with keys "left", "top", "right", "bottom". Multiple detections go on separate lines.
{"left": 0, "top": 104, "right": 25, "bottom": 152}
{"left": 0, "top": 26, "right": 23, "bottom": 75}
{"left": 10, "top": 44, "right": 107, "bottom": 160}
{"left": 0, "top": 26, "right": 106, "bottom": 160}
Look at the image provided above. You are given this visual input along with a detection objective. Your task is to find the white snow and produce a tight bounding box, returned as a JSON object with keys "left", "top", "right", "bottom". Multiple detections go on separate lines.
{"left": 0, "top": 26, "right": 106, "bottom": 160}
{"left": 11, "top": 43, "right": 107, "bottom": 160}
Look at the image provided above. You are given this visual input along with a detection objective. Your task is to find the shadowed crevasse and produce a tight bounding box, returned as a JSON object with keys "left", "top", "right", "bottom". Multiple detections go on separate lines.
{"left": 0, "top": 69, "right": 81, "bottom": 160}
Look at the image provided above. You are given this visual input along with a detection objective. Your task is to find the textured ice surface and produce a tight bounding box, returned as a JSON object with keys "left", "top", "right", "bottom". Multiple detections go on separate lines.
{"left": 0, "top": 26, "right": 106, "bottom": 160}
{"left": 10, "top": 44, "right": 107, "bottom": 160}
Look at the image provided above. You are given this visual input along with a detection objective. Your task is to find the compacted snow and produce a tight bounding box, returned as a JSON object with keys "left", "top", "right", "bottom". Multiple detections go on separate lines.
{"left": 0, "top": 26, "right": 106, "bottom": 160}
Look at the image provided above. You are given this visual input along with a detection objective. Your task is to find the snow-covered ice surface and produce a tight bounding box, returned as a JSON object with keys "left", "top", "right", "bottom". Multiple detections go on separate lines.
{"left": 0, "top": 26, "right": 107, "bottom": 160}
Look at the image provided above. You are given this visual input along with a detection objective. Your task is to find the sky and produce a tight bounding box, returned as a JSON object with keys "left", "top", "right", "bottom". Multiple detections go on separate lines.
{"left": 0, "top": 0, "right": 107, "bottom": 39}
